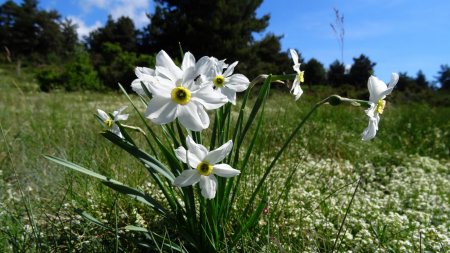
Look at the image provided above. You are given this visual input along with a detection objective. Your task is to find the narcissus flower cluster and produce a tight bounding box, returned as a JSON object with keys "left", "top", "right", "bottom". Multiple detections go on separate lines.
{"left": 97, "top": 49, "right": 398, "bottom": 199}
{"left": 131, "top": 50, "right": 250, "bottom": 131}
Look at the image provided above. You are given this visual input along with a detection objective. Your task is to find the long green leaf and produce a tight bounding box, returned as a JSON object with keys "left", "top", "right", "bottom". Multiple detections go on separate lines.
{"left": 101, "top": 131, "right": 175, "bottom": 182}
{"left": 44, "top": 155, "right": 123, "bottom": 184}
{"left": 75, "top": 208, "right": 112, "bottom": 230}
{"left": 102, "top": 181, "right": 167, "bottom": 215}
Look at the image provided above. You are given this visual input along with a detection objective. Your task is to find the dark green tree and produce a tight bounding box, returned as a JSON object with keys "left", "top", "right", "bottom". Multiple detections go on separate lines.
{"left": 61, "top": 18, "right": 79, "bottom": 56}
{"left": 242, "top": 34, "right": 291, "bottom": 78}
{"left": 304, "top": 58, "right": 326, "bottom": 85}
{"left": 396, "top": 72, "right": 416, "bottom": 91}
{"left": 436, "top": 64, "right": 450, "bottom": 90}
{"left": 87, "top": 15, "right": 138, "bottom": 53}
{"left": 0, "top": 0, "right": 67, "bottom": 68}
{"left": 348, "top": 54, "right": 376, "bottom": 88}
{"left": 96, "top": 42, "right": 155, "bottom": 90}
{"left": 36, "top": 46, "right": 102, "bottom": 92}
{"left": 415, "top": 70, "right": 428, "bottom": 89}
{"left": 327, "top": 60, "right": 346, "bottom": 87}
{"left": 143, "top": 0, "right": 286, "bottom": 76}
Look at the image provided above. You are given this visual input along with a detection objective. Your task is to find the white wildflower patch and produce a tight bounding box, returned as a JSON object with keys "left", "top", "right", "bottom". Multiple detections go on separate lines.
{"left": 245, "top": 150, "right": 449, "bottom": 252}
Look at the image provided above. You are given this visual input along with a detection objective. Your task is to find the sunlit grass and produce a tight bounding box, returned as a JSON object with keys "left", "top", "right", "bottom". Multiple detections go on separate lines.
{"left": 1, "top": 67, "right": 449, "bottom": 252}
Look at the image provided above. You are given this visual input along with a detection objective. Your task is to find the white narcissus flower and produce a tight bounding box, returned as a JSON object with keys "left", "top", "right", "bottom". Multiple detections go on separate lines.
{"left": 139, "top": 50, "right": 228, "bottom": 131}
{"left": 173, "top": 136, "right": 240, "bottom": 199}
{"left": 361, "top": 73, "right": 399, "bottom": 141}
{"left": 97, "top": 106, "right": 129, "bottom": 138}
{"left": 205, "top": 57, "right": 250, "bottom": 105}
{"left": 289, "top": 49, "right": 304, "bottom": 101}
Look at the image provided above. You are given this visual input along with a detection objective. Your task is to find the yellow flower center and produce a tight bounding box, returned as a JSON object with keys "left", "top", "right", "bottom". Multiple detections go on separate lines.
{"left": 298, "top": 71, "right": 305, "bottom": 83}
{"left": 213, "top": 75, "right": 225, "bottom": 88}
{"left": 104, "top": 118, "right": 113, "bottom": 128}
{"left": 196, "top": 161, "right": 213, "bottom": 176}
{"left": 171, "top": 87, "right": 191, "bottom": 105}
{"left": 376, "top": 99, "right": 386, "bottom": 114}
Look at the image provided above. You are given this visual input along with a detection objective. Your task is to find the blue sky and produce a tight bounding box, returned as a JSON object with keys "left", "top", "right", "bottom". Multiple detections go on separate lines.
{"left": 3, "top": 0, "right": 450, "bottom": 83}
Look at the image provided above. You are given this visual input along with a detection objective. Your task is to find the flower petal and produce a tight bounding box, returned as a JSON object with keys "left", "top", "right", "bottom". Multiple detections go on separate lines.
{"left": 173, "top": 169, "right": 201, "bottom": 187}
{"left": 361, "top": 115, "right": 379, "bottom": 141}
{"left": 145, "top": 76, "right": 173, "bottom": 99}
{"left": 226, "top": 74, "right": 250, "bottom": 92}
{"left": 182, "top": 52, "right": 196, "bottom": 71}
{"left": 220, "top": 87, "right": 237, "bottom": 105}
{"left": 191, "top": 85, "right": 228, "bottom": 110}
{"left": 195, "top": 56, "right": 214, "bottom": 77}
{"left": 362, "top": 105, "right": 380, "bottom": 141}
{"left": 213, "top": 164, "right": 240, "bottom": 178}
{"left": 156, "top": 66, "right": 178, "bottom": 83}
{"left": 290, "top": 49, "right": 299, "bottom": 65}
{"left": 156, "top": 50, "right": 183, "bottom": 80}
{"left": 290, "top": 49, "right": 301, "bottom": 72}
{"left": 186, "top": 135, "right": 208, "bottom": 161}
{"left": 145, "top": 97, "right": 178, "bottom": 124}
{"left": 112, "top": 106, "right": 127, "bottom": 118}
{"left": 368, "top": 76, "right": 388, "bottom": 102}
{"left": 223, "top": 61, "right": 238, "bottom": 77}
{"left": 97, "top": 109, "right": 109, "bottom": 121}
{"left": 135, "top": 67, "right": 155, "bottom": 79}
{"left": 131, "top": 79, "right": 153, "bottom": 96}
{"left": 291, "top": 80, "right": 303, "bottom": 101}
{"left": 174, "top": 146, "right": 188, "bottom": 163}
{"left": 204, "top": 140, "right": 233, "bottom": 164}
{"left": 174, "top": 146, "right": 201, "bottom": 168}
{"left": 388, "top": 73, "right": 399, "bottom": 89}
{"left": 115, "top": 114, "right": 128, "bottom": 121}
{"left": 182, "top": 66, "right": 198, "bottom": 90}
{"left": 375, "top": 73, "right": 399, "bottom": 99}
{"left": 178, "top": 102, "right": 209, "bottom": 131}
{"left": 110, "top": 125, "right": 123, "bottom": 138}
{"left": 199, "top": 175, "right": 217, "bottom": 199}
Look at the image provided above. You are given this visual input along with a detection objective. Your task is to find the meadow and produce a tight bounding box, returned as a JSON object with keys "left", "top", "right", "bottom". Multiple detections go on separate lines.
{"left": 1, "top": 65, "right": 449, "bottom": 252}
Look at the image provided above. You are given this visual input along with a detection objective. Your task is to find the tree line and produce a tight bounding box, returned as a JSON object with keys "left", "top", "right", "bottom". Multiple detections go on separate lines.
{"left": 1, "top": 0, "right": 449, "bottom": 92}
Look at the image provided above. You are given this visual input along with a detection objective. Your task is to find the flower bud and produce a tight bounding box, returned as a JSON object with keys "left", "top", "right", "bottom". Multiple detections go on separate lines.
{"left": 328, "top": 95, "right": 343, "bottom": 106}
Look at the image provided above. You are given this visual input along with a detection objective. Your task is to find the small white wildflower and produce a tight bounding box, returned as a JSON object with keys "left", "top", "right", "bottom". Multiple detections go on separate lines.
{"left": 97, "top": 106, "right": 128, "bottom": 138}
{"left": 173, "top": 136, "right": 240, "bottom": 199}
{"left": 289, "top": 49, "right": 304, "bottom": 100}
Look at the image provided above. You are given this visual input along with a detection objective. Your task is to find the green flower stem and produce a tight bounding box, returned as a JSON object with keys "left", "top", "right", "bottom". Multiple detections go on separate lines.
{"left": 271, "top": 73, "right": 297, "bottom": 81}
{"left": 243, "top": 95, "right": 333, "bottom": 215}
{"left": 327, "top": 94, "right": 371, "bottom": 108}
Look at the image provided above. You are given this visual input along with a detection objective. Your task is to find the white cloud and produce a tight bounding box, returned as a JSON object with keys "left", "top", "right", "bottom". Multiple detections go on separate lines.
{"left": 79, "top": 0, "right": 108, "bottom": 11}
{"left": 79, "top": 0, "right": 151, "bottom": 27}
{"left": 69, "top": 16, "right": 102, "bottom": 39}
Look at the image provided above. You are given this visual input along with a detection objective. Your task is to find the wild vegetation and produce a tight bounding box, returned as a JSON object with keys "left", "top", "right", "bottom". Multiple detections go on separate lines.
{"left": 1, "top": 65, "right": 449, "bottom": 252}
{"left": 1, "top": 0, "right": 449, "bottom": 252}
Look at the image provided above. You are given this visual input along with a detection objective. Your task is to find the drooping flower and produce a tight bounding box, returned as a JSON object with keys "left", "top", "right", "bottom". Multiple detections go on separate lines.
{"left": 361, "top": 73, "right": 399, "bottom": 141}
{"left": 289, "top": 49, "right": 305, "bottom": 101}
{"left": 96, "top": 106, "right": 128, "bottom": 138}
{"left": 203, "top": 57, "right": 250, "bottom": 104}
{"left": 134, "top": 50, "right": 228, "bottom": 131}
{"left": 173, "top": 136, "right": 240, "bottom": 199}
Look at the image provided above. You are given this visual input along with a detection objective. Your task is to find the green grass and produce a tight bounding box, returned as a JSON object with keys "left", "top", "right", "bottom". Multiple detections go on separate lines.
{"left": 1, "top": 66, "right": 449, "bottom": 252}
